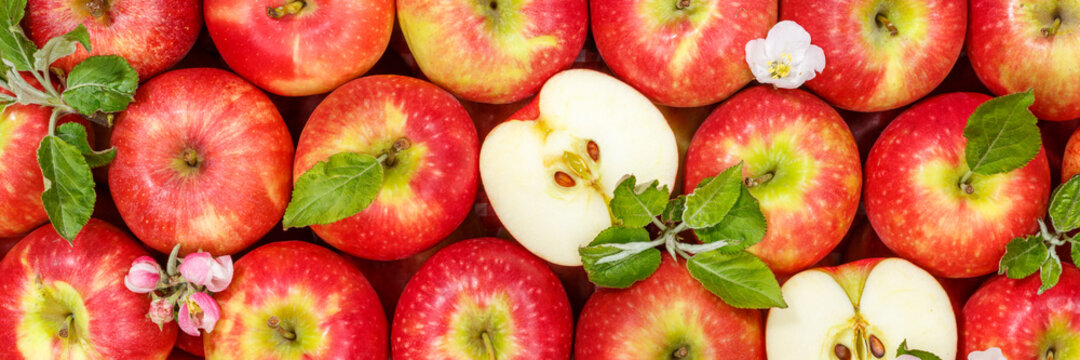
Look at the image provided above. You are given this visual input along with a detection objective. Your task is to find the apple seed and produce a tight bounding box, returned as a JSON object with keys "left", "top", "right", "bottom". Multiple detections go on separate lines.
{"left": 868, "top": 334, "right": 885, "bottom": 358}
{"left": 586, "top": 140, "right": 600, "bottom": 162}
{"left": 833, "top": 343, "right": 850, "bottom": 360}
{"left": 554, "top": 171, "right": 576, "bottom": 187}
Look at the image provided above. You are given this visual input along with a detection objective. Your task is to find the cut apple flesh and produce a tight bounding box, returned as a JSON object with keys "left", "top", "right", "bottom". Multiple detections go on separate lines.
{"left": 766, "top": 258, "right": 956, "bottom": 360}
{"left": 479, "top": 69, "right": 679, "bottom": 266}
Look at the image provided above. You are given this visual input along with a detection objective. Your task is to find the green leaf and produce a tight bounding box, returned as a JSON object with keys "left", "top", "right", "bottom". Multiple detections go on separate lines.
{"left": 33, "top": 25, "right": 90, "bottom": 71}
{"left": 963, "top": 90, "right": 1040, "bottom": 175}
{"left": 61, "top": 55, "right": 138, "bottom": 116}
{"left": 683, "top": 163, "right": 743, "bottom": 229}
{"left": 579, "top": 227, "right": 661, "bottom": 288}
{"left": 686, "top": 250, "right": 786, "bottom": 309}
{"left": 1050, "top": 175, "right": 1080, "bottom": 233}
{"left": 1039, "top": 251, "right": 1062, "bottom": 294}
{"left": 1072, "top": 241, "right": 1080, "bottom": 270}
{"left": 0, "top": 1, "right": 35, "bottom": 72}
{"left": 998, "top": 235, "right": 1049, "bottom": 279}
{"left": 896, "top": 340, "right": 943, "bottom": 360}
{"left": 1, "top": 0, "right": 26, "bottom": 24}
{"left": 661, "top": 195, "right": 685, "bottom": 224}
{"left": 55, "top": 122, "right": 115, "bottom": 168}
{"left": 282, "top": 152, "right": 384, "bottom": 229}
{"left": 609, "top": 175, "right": 669, "bottom": 228}
{"left": 37, "top": 136, "right": 96, "bottom": 242}
{"left": 694, "top": 185, "right": 766, "bottom": 252}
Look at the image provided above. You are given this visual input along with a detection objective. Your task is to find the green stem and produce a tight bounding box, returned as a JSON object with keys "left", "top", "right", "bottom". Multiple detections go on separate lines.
{"left": 875, "top": 14, "right": 899, "bottom": 36}
{"left": 57, "top": 314, "right": 73, "bottom": 339}
{"left": 958, "top": 171, "right": 975, "bottom": 194}
{"left": 743, "top": 172, "right": 773, "bottom": 188}
{"left": 482, "top": 332, "right": 496, "bottom": 360}
{"left": 1043, "top": 17, "right": 1063, "bottom": 38}
{"left": 651, "top": 217, "right": 668, "bottom": 232}
{"left": 47, "top": 108, "right": 61, "bottom": 136}
{"left": 267, "top": 316, "right": 297, "bottom": 341}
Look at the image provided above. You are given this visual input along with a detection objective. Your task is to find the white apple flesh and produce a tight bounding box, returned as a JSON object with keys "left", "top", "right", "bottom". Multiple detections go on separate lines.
{"left": 767, "top": 258, "right": 956, "bottom": 360}
{"left": 479, "top": 69, "right": 678, "bottom": 266}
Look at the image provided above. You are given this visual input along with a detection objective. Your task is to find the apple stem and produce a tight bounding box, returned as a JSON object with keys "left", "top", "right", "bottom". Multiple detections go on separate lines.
{"left": 875, "top": 14, "right": 899, "bottom": 37}
{"left": 1043, "top": 17, "right": 1063, "bottom": 38}
{"left": 958, "top": 171, "right": 975, "bottom": 194}
{"left": 380, "top": 137, "right": 412, "bottom": 167}
{"left": 57, "top": 314, "right": 73, "bottom": 339}
{"left": 267, "top": 316, "right": 297, "bottom": 341}
{"left": 1047, "top": 348, "right": 1056, "bottom": 360}
{"left": 481, "top": 331, "right": 496, "bottom": 360}
{"left": 266, "top": 0, "right": 306, "bottom": 19}
{"left": 743, "top": 173, "right": 773, "bottom": 188}
{"left": 672, "top": 346, "right": 689, "bottom": 359}
{"left": 676, "top": 0, "right": 690, "bottom": 10}
{"left": 182, "top": 149, "right": 200, "bottom": 168}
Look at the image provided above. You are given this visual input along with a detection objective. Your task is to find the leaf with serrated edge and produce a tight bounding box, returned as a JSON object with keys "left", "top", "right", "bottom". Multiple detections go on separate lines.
{"left": 683, "top": 163, "right": 743, "bottom": 229}
{"left": 964, "top": 90, "right": 1040, "bottom": 175}
{"left": 687, "top": 250, "right": 786, "bottom": 309}
{"left": 61, "top": 55, "right": 138, "bottom": 115}
{"left": 609, "top": 175, "right": 669, "bottom": 228}
{"left": 1072, "top": 241, "right": 1080, "bottom": 270}
{"left": 896, "top": 340, "right": 943, "bottom": 360}
{"left": 0, "top": 22, "right": 36, "bottom": 71}
{"left": 56, "top": 122, "right": 114, "bottom": 168}
{"left": 282, "top": 152, "right": 383, "bottom": 228}
{"left": 1, "top": 0, "right": 26, "bottom": 24}
{"left": 694, "top": 185, "right": 766, "bottom": 252}
{"left": 37, "top": 136, "right": 95, "bottom": 242}
{"left": 33, "top": 25, "right": 90, "bottom": 72}
{"left": 1039, "top": 251, "right": 1062, "bottom": 294}
{"left": 579, "top": 226, "right": 660, "bottom": 288}
{"left": 662, "top": 195, "right": 685, "bottom": 224}
{"left": 998, "top": 235, "right": 1049, "bottom": 279}
{"left": 1051, "top": 175, "right": 1080, "bottom": 233}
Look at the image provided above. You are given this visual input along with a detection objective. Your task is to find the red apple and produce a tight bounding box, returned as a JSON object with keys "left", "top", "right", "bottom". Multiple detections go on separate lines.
{"left": 968, "top": 0, "right": 1080, "bottom": 121}
{"left": 392, "top": 238, "right": 573, "bottom": 359}
{"left": 204, "top": 0, "right": 394, "bottom": 96}
{"left": 962, "top": 264, "right": 1080, "bottom": 359}
{"left": 176, "top": 332, "right": 204, "bottom": 357}
{"left": 591, "top": 0, "right": 776, "bottom": 107}
{"left": 293, "top": 75, "right": 477, "bottom": 261}
{"left": 396, "top": 0, "right": 588, "bottom": 104}
{"left": 205, "top": 241, "right": 387, "bottom": 359}
{"left": 1058, "top": 123, "right": 1080, "bottom": 183}
{"left": 658, "top": 103, "right": 715, "bottom": 195}
{"left": 109, "top": 68, "right": 294, "bottom": 256}
{"left": 781, "top": 0, "right": 966, "bottom": 111}
{"left": 685, "top": 85, "right": 862, "bottom": 275}
{"left": 864, "top": 92, "right": 1051, "bottom": 278}
{"left": 575, "top": 256, "right": 764, "bottom": 359}
{"left": 0, "top": 219, "right": 177, "bottom": 359}
{"left": 25, "top": 0, "right": 201, "bottom": 80}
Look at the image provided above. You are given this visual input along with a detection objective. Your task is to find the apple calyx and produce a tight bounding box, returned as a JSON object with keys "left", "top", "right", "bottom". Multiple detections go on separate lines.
{"left": 675, "top": 0, "right": 691, "bottom": 10}
{"left": 875, "top": 14, "right": 898, "bottom": 37}
{"left": 958, "top": 90, "right": 1041, "bottom": 197}
{"left": 266, "top": 0, "right": 307, "bottom": 19}
{"left": 578, "top": 163, "right": 787, "bottom": 309}
{"left": 998, "top": 174, "right": 1080, "bottom": 293}
{"left": 82, "top": 0, "right": 110, "bottom": 19}
{"left": 267, "top": 316, "right": 298, "bottom": 341}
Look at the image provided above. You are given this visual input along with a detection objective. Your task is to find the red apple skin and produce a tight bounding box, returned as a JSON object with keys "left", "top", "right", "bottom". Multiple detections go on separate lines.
{"left": 392, "top": 238, "right": 573, "bottom": 360}
{"left": 591, "top": 0, "right": 775, "bottom": 107}
{"left": 205, "top": 241, "right": 387, "bottom": 359}
{"left": 685, "top": 86, "right": 862, "bottom": 275}
{"left": 396, "top": 0, "right": 587, "bottom": 104}
{"left": 294, "top": 75, "right": 478, "bottom": 261}
{"left": 0, "top": 219, "right": 177, "bottom": 359}
{"left": 204, "top": 0, "right": 393, "bottom": 96}
{"left": 0, "top": 104, "right": 93, "bottom": 237}
{"left": 782, "top": 0, "right": 966, "bottom": 112}
{"left": 575, "top": 256, "right": 765, "bottom": 359}
{"left": 176, "top": 332, "right": 204, "bottom": 357}
{"left": 25, "top": 0, "right": 201, "bottom": 80}
{"left": 967, "top": 0, "right": 1080, "bottom": 121}
{"left": 865, "top": 92, "right": 1051, "bottom": 278}
{"left": 1059, "top": 124, "right": 1080, "bottom": 183}
{"left": 109, "top": 68, "right": 294, "bottom": 256}
{"left": 962, "top": 265, "right": 1080, "bottom": 358}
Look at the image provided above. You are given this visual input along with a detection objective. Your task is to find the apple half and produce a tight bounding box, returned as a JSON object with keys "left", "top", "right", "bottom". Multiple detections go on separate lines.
{"left": 766, "top": 258, "right": 956, "bottom": 360}
{"left": 479, "top": 69, "right": 679, "bottom": 266}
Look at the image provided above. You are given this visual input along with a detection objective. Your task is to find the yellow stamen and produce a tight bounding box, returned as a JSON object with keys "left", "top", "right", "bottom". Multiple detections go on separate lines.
{"left": 768, "top": 54, "right": 793, "bottom": 79}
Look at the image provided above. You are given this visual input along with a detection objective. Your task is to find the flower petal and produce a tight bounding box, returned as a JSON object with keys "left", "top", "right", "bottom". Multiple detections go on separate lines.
{"left": 745, "top": 38, "right": 773, "bottom": 83}
{"left": 803, "top": 44, "right": 826, "bottom": 74}
{"left": 124, "top": 256, "right": 162, "bottom": 293}
{"left": 969, "top": 347, "right": 1007, "bottom": 360}
{"left": 190, "top": 292, "right": 221, "bottom": 334}
{"left": 765, "top": 20, "right": 812, "bottom": 59}
{"left": 177, "top": 302, "right": 199, "bottom": 336}
{"left": 179, "top": 253, "right": 214, "bottom": 286}
{"left": 205, "top": 256, "right": 233, "bottom": 293}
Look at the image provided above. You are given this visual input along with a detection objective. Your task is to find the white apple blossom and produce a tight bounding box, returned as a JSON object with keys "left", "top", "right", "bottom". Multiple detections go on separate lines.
{"left": 744, "top": 20, "right": 826, "bottom": 89}
{"left": 969, "top": 347, "right": 1008, "bottom": 360}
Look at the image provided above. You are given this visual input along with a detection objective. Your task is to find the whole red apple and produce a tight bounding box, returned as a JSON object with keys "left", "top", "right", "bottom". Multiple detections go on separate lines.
{"left": 963, "top": 264, "right": 1080, "bottom": 359}
{"left": 865, "top": 92, "right": 1050, "bottom": 278}
{"left": 293, "top": 75, "right": 477, "bottom": 260}
{"left": 110, "top": 68, "right": 294, "bottom": 256}
{"left": 396, "top": 0, "right": 588, "bottom": 104}
{"left": 685, "top": 85, "right": 862, "bottom": 275}
{"left": 591, "top": 0, "right": 776, "bottom": 107}
{"left": 204, "top": 0, "right": 393, "bottom": 96}
{"left": 24, "top": 0, "right": 201, "bottom": 80}
{"left": 205, "top": 241, "right": 387, "bottom": 359}
{"left": 0, "top": 219, "right": 177, "bottom": 359}
{"left": 576, "top": 256, "right": 764, "bottom": 359}
{"left": 968, "top": 0, "right": 1080, "bottom": 121}
{"left": 781, "top": 0, "right": 966, "bottom": 111}
{"left": 392, "top": 238, "right": 573, "bottom": 359}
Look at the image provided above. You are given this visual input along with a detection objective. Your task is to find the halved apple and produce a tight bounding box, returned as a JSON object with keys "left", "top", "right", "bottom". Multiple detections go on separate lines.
{"left": 766, "top": 258, "right": 956, "bottom": 360}
{"left": 479, "top": 69, "right": 679, "bottom": 266}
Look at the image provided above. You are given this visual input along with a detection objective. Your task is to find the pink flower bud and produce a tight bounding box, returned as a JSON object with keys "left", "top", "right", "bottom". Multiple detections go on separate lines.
{"left": 177, "top": 292, "right": 221, "bottom": 336}
{"left": 178, "top": 252, "right": 233, "bottom": 293}
{"left": 124, "top": 256, "right": 162, "bottom": 293}
{"left": 148, "top": 298, "right": 174, "bottom": 326}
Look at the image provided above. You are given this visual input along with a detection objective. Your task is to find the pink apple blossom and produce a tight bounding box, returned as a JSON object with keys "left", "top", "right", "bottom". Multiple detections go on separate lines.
{"left": 124, "top": 256, "right": 162, "bottom": 293}
{"left": 148, "top": 298, "right": 174, "bottom": 326}
{"left": 178, "top": 252, "right": 233, "bottom": 292}
{"left": 177, "top": 292, "right": 221, "bottom": 336}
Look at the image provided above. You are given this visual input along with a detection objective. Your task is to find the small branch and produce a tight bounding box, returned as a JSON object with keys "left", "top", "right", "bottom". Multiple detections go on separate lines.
{"left": 47, "top": 108, "right": 61, "bottom": 136}
{"left": 675, "top": 240, "right": 733, "bottom": 255}
{"left": 651, "top": 217, "right": 667, "bottom": 232}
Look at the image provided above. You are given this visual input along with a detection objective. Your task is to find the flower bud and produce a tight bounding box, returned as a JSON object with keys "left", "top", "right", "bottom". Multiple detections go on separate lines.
{"left": 148, "top": 298, "right": 174, "bottom": 326}
{"left": 124, "top": 256, "right": 162, "bottom": 293}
